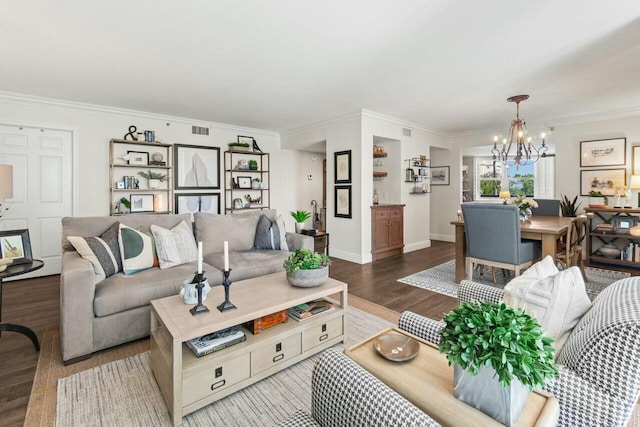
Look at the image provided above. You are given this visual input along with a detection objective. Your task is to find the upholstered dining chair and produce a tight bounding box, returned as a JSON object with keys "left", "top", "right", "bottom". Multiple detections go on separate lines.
{"left": 531, "top": 198, "right": 561, "bottom": 216}
{"left": 461, "top": 204, "right": 541, "bottom": 281}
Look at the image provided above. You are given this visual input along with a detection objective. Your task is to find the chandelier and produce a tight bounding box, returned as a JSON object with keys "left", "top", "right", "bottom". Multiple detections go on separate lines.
{"left": 491, "top": 95, "right": 548, "bottom": 167}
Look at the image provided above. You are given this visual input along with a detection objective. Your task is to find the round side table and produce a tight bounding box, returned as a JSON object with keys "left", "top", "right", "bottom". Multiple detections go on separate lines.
{"left": 0, "top": 259, "right": 44, "bottom": 351}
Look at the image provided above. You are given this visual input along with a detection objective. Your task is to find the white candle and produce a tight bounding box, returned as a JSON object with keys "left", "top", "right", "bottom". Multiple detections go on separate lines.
{"left": 197, "top": 241, "right": 203, "bottom": 274}
{"left": 224, "top": 241, "right": 229, "bottom": 271}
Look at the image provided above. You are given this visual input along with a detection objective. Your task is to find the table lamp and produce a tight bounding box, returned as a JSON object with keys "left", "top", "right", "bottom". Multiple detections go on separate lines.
{"left": 499, "top": 190, "right": 511, "bottom": 204}
{"left": 0, "top": 164, "right": 13, "bottom": 219}
{"left": 630, "top": 175, "right": 640, "bottom": 207}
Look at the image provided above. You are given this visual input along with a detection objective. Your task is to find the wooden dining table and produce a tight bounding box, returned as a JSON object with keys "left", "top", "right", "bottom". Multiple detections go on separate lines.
{"left": 450, "top": 215, "right": 574, "bottom": 283}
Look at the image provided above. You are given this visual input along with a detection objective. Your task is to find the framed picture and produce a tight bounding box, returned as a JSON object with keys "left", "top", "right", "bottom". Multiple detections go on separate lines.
{"left": 335, "top": 185, "right": 352, "bottom": 218}
{"left": 632, "top": 145, "right": 640, "bottom": 175}
{"left": 237, "top": 176, "right": 252, "bottom": 189}
{"left": 175, "top": 193, "right": 220, "bottom": 216}
{"left": 431, "top": 166, "right": 450, "bottom": 185}
{"left": 115, "top": 181, "right": 125, "bottom": 189}
{"left": 611, "top": 215, "right": 639, "bottom": 234}
{"left": 237, "top": 135, "right": 255, "bottom": 146}
{"left": 580, "top": 138, "right": 626, "bottom": 167}
{"left": 174, "top": 144, "right": 220, "bottom": 190}
{"left": 334, "top": 150, "right": 352, "bottom": 184}
{"left": 0, "top": 229, "right": 32, "bottom": 265}
{"left": 126, "top": 151, "right": 149, "bottom": 166}
{"left": 580, "top": 168, "right": 626, "bottom": 196}
{"left": 129, "top": 194, "right": 154, "bottom": 212}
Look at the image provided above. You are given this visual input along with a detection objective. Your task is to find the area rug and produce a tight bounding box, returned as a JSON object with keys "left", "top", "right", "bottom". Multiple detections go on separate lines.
{"left": 25, "top": 295, "right": 398, "bottom": 427}
{"left": 398, "top": 260, "right": 631, "bottom": 300}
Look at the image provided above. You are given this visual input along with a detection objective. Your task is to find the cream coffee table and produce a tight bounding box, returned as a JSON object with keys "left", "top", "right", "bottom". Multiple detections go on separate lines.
{"left": 150, "top": 271, "right": 347, "bottom": 426}
{"left": 345, "top": 327, "right": 559, "bottom": 427}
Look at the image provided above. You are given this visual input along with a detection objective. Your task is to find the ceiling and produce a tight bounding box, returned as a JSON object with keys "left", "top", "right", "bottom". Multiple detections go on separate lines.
{"left": 3, "top": 1, "right": 640, "bottom": 135}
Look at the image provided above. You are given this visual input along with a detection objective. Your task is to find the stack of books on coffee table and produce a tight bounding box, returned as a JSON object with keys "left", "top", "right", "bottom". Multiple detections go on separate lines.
{"left": 289, "top": 299, "right": 334, "bottom": 321}
{"left": 186, "top": 326, "right": 246, "bottom": 357}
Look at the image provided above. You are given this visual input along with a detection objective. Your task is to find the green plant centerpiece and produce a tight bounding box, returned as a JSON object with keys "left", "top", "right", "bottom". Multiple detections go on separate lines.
{"left": 283, "top": 248, "right": 331, "bottom": 288}
{"left": 291, "top": 210, "right": 312, "bottom": 233}
{"left": 588, "top": 190, "right": 608, "bottom": 207}
{"left": 439, "top": 302, "right": 557, "bottom": 426}
{"left": 252, "top": 177, "right": 261, "bottom": 189}
{"left": 228, "top": 141, "right": 251, "bottom": 151}
{"left": 248, "top": 159, "right": 258, "bottom": 170}
{"left": 138, "top": 170, "right": 167, "bottom": 189}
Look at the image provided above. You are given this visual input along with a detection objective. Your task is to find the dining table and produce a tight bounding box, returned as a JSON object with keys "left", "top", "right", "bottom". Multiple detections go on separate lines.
{"left": 450, "top": 215, "right": 574, "bottom": 283}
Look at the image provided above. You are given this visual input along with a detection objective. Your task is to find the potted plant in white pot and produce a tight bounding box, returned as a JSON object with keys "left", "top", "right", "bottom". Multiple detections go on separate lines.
{"left": 252, "top": 178, "right": 261, "bottom": 189}
{"left": 439, "top": 302, "right": 557, "bottom": 426}
{"left": 290, "top": 210, "right": 311, "bottom": 233}
{"left": 283, "top": 248, "right": 331, "bottom": 287}
{"left": 588, "top": 190, "right": 607, "bottom": 207}
{"left": 138, "top": 170, "right": 167, "bottom": 189}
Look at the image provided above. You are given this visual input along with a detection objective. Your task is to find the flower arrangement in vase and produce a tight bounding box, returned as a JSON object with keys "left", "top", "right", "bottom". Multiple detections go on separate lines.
{"left": 506, "top": 195, "right": 538, "bottom": 221}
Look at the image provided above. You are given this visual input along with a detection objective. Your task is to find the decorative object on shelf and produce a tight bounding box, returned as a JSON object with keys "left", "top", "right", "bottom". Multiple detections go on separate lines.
{"left": 126, "top": 151, "right": 149, "bottom": 166}
{"left": 143, "top": 130, "right": 155, "bottom": 143}
{"left": 237, "top": 135, "right": 255, "bottom": 147}
{"left": 245, "top": 194, "right": 261, "bottom": 205}
{"left": 611, "top": 215, "right": 638, "bottom": 234}
{"left": 150, "top": 152, "right": 164, "bottom": 164}
{"left": 217, "top": 241, "right": 237, "bottom": 312}
{"left": 237, "top": 159, "right": 249, "bottom": 170}
{"left": 245, "top": 309, "right": 288, "bottom": 334}
{"left": 124, "top": 125, "right": 138, "bottom": 141}
{"left": 0, "top": 229, "right": 33, "bottom": 265}
{"left": 405, "top": 166, "right": 415, "bottom": 182}
{"left": 251, "top": 178, "right": 261, "bottom": 189}
{"left": 115, "top": 181, "right": 125, "bottom": 189}
{"left": 138, "top": 170, "right": 167, "bottom": 189}
{"left": 506, "top": 195, "right": 538, "bottom": 222}
{"left": 431, "top": 166, "right": 450, "bottom": 185}
{"left": 237, "top": 176, "right": 251, "bottom": 189}
{"left": 0, "top": 164, "right": 13, "bottom": 220}
{"left": 631, "top": 175, "right": 640, "bottom": 207}
{"left": 311, "top": 199, "right": 322, "bottom": 230}
{"left": 283, "top": 248, "right": 331, "bottom": 288}
{"left": 581, "top": 168, "right": 625, "bottom": 196}
{"left": 373, "top": 188, "right": 379, "bottom": 205}
{"left": 373, "top": 145, "right": 387, "bottom": 157}
{"left": 175, "top": 193, "right": 220, "bottom": 215}
{"left": 335, "top": 185, "right": 352, "bottom": 218}
{"left": 233, "top": 198, "right": 243, "bottom": 209}
{"left": 598, "top": 243, "right": 621, "bottom": 258}
{"left": 491, "top": 95, "right": 549, "bottom": 168}
{"left": 580, "top": 137, "right": 626, "bottom": 167}
{"left": 180, "top": 277, "right": 211, "bottom": 304}
{"left": 334, "top": 150, "right": 352, "bottom": 184}
{"left": 439, "top": 302, "right": 557, "bottom": 426}
{"left": 248, "top": 160, "right": 258, "bottom": 170}
{"left": 624, "top": 185, "right": 633, "bottom": 208}
{"left": 129, "top": 194, "right": 154, "bottom": 213}
{"left": 291, "top": 210, "right": 311, "bottom": 233}
{"left": 630, "top": 224, "right": 640, "bottom": 237}
{"left": 118, "top": 197, "right": 131, "bottom": 214}
{"left": 174, "top": 144, "right": 220, "bottom": 190}
{"left": 228, "top": 141, "right": 251, "bottom": 152}
{"left": 588, "top": 190, "right": 608, "bottom": 207}
{"left": 252, "top": 139, "right": 262, "bottom": 153}
{"left": 560, "top": 194, "right": 581, "bottom": 217}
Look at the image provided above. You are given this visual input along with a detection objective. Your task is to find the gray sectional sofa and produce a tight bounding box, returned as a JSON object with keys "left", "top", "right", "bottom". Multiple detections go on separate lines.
{"left": 60, "top": 209, "right": 312, "bottom": 363}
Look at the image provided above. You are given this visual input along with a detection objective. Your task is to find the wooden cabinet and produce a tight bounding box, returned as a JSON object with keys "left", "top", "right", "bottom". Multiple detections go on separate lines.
{"left": 586, "top": 207, "right": 640, "bottom": 271}
{"left": 371, "top": 204, "right": 404, "bottom": 261}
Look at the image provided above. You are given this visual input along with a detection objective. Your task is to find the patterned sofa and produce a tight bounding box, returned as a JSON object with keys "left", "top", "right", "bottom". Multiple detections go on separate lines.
{"left": 278, "top": 349, "right": 439, "bottom": 427}
{"left": 399, "top": 278, "right": 640, "bottom": 427}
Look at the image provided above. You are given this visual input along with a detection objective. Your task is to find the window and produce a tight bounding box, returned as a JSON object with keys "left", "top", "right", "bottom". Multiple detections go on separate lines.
{"left": 474, "top": 156, "right": 555, "bottom": 199}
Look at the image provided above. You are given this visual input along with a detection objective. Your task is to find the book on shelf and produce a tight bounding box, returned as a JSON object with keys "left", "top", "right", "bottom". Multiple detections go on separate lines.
{"left": 289, "top": 299, "right": 335, "bottom": 321}
{"left": 186, "top": 326, "right": 246, "bottom": 357}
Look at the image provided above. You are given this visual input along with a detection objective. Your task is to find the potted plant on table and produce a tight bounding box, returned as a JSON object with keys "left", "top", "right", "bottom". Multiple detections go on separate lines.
{"left": 588, "top": 191, "right": 608, "bottom": 208}
{"left": 283, "top": 248, "right": 331, "bottom": 288}
{"left": 439, "top": 302, "right": 557, "bottom": 426}
{"left": 560, "top": 194, "right": 581, "bottom": 217}
{"left": 291, "top": 210, "right": 311, "bottom": 233}
{"left": 138, "top": 170, "right": 167, "bottom": 189}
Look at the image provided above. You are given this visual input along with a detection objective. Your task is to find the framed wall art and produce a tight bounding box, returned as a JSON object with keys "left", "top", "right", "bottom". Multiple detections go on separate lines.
{"left": 580, "top": 138, "right": 626, "bottom": 167}
{"left": 334, "top": 185, "right": 352, "bottom": 218}
{"left": 632, "top": 145, "right": 640, "bottom": 175}
{"left": 175, "top": 193, "right": 220, "bottom": 216}
{"left": 431, "top": 166, "right": 450, "bottom": 185}
{"left": 0, "top": 229, "right": 33, "bottom": 265}
{"left": 130, "top": 194, "right": 155, "bottom": 212}
{"left": 174, "top": 144, "right": 220, "bottom": 190}
{"left": 237, "top": 176, "right": 252, "bottom": 189}
{"left": 334, "top": 150, "right": 352, "bottom": 184}
{"left": 580, "top": 168, "right": 626, "bottom": 196}
{"left": 126, "top": 151, "right": 149, "bottom": 166}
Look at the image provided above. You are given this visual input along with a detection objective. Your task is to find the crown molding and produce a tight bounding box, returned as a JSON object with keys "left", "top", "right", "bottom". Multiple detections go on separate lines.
{"left": 281, "top": 111, "right": 364, "bottom": 137}
{"left": 0, "top": 91, "right": 280, "bottom": 137}
{"left": 360, "top": 109, "right": 449, "bottom": 137}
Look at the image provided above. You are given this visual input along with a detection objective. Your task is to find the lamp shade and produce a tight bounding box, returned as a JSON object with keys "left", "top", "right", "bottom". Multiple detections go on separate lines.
{"left": 0, "top": 165, "right": 13, "bottom": 199}
{"left": 630, "top": 175, "right": 640, "bottom": 190}
{"left": 499, "top": 190, "right": 511, "bottom": 199}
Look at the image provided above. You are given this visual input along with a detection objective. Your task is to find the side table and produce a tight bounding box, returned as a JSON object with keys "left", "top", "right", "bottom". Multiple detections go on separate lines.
{"left": 303, "top": 230, "right": 330, "bottom": 256}
{"left": 0, "top": 259, "right": 44, "bottom": 351}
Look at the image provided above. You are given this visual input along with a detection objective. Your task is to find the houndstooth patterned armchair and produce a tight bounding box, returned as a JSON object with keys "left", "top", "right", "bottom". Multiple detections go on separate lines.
{"left": 278, "top": 349, "right": 440, "bottom": 427}
{"left": 398, "top": 278, "right": 640, "bottom": 427}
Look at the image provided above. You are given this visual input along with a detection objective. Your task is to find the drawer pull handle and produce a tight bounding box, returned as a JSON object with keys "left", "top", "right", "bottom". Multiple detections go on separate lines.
{"left": 319, "top": 333, "right": 328, "bottom": 342}
{"left": 211, "top": 379, "right": 226, "bottom": 390}
{"left": 276, "top": 342, "right": 282, "bottom": 352}
{"left": 273, "top": 354, "right": 285, "bottom": 363}
{"left": 321, "top": 324, "right": 327, "bottom": 332}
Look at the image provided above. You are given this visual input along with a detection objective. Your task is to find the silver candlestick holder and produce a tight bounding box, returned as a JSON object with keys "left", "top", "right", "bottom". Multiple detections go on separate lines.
{"left": 217, "top": 269, "right": 237, "bottom": 312}
{"left": 189, "top": 271, "right": 210, "bottom": 315}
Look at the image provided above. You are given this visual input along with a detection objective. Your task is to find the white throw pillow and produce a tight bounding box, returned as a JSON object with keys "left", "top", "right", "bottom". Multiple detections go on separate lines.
{"left": 150, "top": 221, "right": 198, "bottom": 269}
{"left": 504, "top": 256, "right": 592, "bottom": 355}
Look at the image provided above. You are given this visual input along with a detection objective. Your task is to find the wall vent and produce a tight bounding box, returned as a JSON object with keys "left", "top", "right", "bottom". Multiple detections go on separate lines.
{"left": 192, "top": 125, "right": 209, "bottom": 136}
{"left": 403, "top": 128, "right": 412, "bottom": 137}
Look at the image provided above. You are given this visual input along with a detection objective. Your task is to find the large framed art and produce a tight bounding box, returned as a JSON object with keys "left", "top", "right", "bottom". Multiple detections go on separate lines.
{"left": 174, "top": 144, "right": 220, "bottom": 190}
{"left": 580, "top": 168, "right": 626, "bottom": 196}
{"left": 580, "top": 138, "right": 626, "bottom": 167}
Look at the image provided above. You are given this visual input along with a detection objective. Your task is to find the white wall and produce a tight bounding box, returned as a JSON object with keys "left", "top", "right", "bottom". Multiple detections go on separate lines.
{"left": 292, "top": 151, "right": 326, "bottom": 229}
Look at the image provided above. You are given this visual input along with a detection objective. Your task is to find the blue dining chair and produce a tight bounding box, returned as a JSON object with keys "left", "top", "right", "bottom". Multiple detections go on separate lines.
{"left": 461, "top": 204, "right": 541, "bottom": 281}
{"left": 531, "top": 198, "right": 561, "bottom": 216}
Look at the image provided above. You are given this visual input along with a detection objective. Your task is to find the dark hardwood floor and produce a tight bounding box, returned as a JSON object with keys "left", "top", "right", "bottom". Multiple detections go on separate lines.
{"left": 0, "top": 241, "right": 456, "bottom": 426}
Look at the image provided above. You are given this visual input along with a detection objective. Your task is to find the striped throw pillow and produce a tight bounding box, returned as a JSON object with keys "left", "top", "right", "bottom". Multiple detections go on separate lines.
{"left": 68, "top": 222, "right": 122, "bottom": 284}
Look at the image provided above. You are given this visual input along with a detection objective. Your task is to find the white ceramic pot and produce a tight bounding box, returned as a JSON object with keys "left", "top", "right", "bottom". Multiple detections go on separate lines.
{"left": 149, "top": 179, "right": 160, "bottom": 189}
{"left": 252, "top": 181, "right": 261, "bottom": 189}
{"left": 286, "top": 266, "right": 329, "bottom": 288}
{"left": 589, "top": 196, "right": 606, "bottom": 207}
{"left": 295, "top": 222, "right": 305, "bottom": 233}
{"left": 179, "top": 279, "right": 211, "bottom": 304}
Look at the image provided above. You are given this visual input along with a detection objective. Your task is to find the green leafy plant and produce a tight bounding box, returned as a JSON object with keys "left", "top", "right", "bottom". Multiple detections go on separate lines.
{"left": 283, "top": 248, "right": 331, "bottom": 274}
{"left": 119, "top": 197, "right": 131, "bottom": 209}
{"left": 252, "top": 177, "right": 261, "bottom": 182}
{"left": 138, "top": 170, "right": 167, "bottom": 182}
{"left": 560, "top": 194, "right": 581, "bottom": 217}
{"left": 439, "top": 302, "right": 557, "bottom": 390}
{"left": 248, "top": 160, "right": 258, "bottom": 169}
{"left": 228, "top": 141, "right": 250, "bottom": 148}
{"left": 290, "top": 210, "right": 311, "bottom": 222}
{"left": 588, "top": 190, "right": 608, "bottom": 205}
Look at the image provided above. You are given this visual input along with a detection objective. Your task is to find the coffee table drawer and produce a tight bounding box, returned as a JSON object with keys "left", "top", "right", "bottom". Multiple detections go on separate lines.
{"left": 183, "top": 353, "right": 250, "bottom": 405}
{"left": 302, "top": 316, "right": 343, "bottom": 352}
{"left": 251, "top": 333, "right": 301, "bottom": 375}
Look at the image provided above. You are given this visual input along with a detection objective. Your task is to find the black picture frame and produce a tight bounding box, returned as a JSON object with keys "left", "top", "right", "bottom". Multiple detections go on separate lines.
{"left": 0, "top": 229, "right": 33, "bottom": 265}
{"left": 611, "top": 215, "right": 639, "bottom": 234}
{"left": 334, "top": 185, "right": 352, "bottom": 218}
{"left": 334, "top": 150, "right": 352, "bottom": 184}
{"left": 129, "top": 194, "right": 155, "bottom": 213}
{"left": 174, "top": 144, "right": 221, "bottom": 190}
{"left": 431, "top": 166, "right": 450, "bottom": 185}
{"left": 237, "top": 135, "right": 255, "bottom": 145}
{"left": 237, "top": 176, "right": 252, "bottom": 189}
{"left": 175, "top": 193, "right": 221, "bottom": 215}
{"left": 126, "top": 151, "right": 149, "bottom": 166}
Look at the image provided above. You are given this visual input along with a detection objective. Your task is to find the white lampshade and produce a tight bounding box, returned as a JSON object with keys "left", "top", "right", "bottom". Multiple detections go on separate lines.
{"left": 630, "top": 175, "right": 640, "bottom": 190}
{"left": 0, "top": 165, "right": 13, "bottom": 199}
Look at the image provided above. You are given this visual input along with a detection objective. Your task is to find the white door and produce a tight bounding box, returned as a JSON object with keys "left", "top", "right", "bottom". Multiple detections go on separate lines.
{"left": 0, "top": 124, "right": 73, "bottom": 277}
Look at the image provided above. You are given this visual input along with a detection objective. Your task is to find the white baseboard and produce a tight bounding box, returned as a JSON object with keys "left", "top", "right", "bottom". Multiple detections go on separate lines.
{"left": 430, "top": 233, "right": 454, "bottom": 242}
{"left": 404, "top": 240, "right": 431, "bottom": 252}
{"left": 330, "top": 248, "right": 369, "bottom": 264}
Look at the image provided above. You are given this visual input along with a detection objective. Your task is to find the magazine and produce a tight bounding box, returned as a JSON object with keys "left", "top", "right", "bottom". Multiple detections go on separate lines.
{"left": 289, "top": 299, "right": 334, "bottom": 321}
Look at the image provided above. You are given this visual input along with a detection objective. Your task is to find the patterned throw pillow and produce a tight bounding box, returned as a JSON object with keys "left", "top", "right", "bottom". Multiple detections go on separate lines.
{"left": 150, "top": 221, "right": 198, "bottom": 269}
{"left": 254, "top": 214, "right": 289, "bottom": 251}
{"left": 119, "top": 224, "right": 155, "bottom": 275}
{"left": 67, "top": 222, "right": 122, "bottom": 284}
{"left": 137, "top": 225, "right": 159, "bottom": 267}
